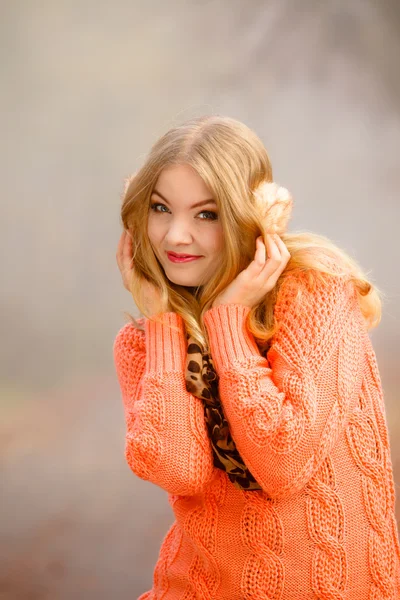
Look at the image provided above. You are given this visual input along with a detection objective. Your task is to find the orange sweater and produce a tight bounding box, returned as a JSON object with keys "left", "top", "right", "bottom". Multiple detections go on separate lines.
{"left": 113, "top": 269, "right": 400, "bottom": 599}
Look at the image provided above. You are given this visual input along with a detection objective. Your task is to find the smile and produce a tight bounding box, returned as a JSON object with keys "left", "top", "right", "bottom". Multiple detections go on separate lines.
{"left": 166, "top": 252, "right": 203, "bottom": 263}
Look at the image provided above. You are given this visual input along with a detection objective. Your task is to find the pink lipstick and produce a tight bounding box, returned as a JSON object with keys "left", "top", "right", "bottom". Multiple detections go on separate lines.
{"left": 167, "top": 252, "right": 202, "bottom": 263}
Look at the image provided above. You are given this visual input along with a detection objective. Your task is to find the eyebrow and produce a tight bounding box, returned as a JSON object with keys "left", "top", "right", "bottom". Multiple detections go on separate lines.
{"left": 152, "top": 189, "right": 217, "bottom": 209}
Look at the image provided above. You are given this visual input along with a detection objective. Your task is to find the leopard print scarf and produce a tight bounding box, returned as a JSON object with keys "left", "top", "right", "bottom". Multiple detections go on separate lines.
{"left": 184, "top": 334, "right": 262, "bottom": 491}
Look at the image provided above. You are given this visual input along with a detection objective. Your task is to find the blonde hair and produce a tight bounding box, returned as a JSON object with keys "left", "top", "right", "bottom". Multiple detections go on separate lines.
{"left": 119, "top": 115, "right": 383, "bottom": 351}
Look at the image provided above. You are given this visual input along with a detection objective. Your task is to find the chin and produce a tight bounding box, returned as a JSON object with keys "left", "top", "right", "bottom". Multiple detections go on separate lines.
{"left": 164, "top": 268, "right": 204, "bottom": 287}
{"left": 168, "top": 275, "right": 203, "bottom": 287}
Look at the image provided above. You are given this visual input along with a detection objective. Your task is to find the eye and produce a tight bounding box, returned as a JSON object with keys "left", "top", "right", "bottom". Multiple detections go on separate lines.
{"left": 198, "top": 210, "right": 218, "bottom": 221}
{"left": 150, "top": 202, "right": 170, "bottom": 213}
{"left": 150, "top": 203, "right": 218, "bottom": 221}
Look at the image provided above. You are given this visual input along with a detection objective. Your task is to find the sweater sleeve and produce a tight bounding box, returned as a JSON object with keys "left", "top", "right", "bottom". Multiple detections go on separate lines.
{"left": 113, "top": 313, "right": 215, "bottom": 496}
{"left": 202, "top": 270, "right": 365, "bottom": 500}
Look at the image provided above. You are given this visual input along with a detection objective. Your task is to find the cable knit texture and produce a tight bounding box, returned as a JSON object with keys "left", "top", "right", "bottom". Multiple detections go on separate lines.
{"left": 113, "top": 268, "right": 400, "bottom": 599}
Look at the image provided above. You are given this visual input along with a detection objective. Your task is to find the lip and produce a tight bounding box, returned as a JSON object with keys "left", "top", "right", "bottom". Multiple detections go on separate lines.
{"left": 166, "top": 251, "right": 203, "bottom": 263}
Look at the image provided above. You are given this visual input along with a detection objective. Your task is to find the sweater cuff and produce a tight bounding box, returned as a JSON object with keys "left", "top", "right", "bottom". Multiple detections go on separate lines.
{"left": 203, "top": 303, "right": 260, "bottom": 369}
{"left": 145, "top": 312, "right": 187, "bottom": 374}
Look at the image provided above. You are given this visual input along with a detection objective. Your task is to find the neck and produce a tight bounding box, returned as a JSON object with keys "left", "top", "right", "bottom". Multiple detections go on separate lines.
{"left": 186, "top": 286, "right": 202, "bottom": 296}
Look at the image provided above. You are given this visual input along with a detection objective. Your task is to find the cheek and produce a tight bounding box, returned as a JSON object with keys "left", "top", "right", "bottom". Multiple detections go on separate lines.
{"left": 147, "top": 223, "right": 161, "bottom": 260}
{"left": 207, "top": 226, "right": 224, "bottom": 253}
{"left": 147, "top": 218, "right": 160, "bottom": 245}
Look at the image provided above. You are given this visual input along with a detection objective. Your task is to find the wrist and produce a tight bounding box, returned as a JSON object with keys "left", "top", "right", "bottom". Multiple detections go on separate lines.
{"left": 212, "top": 298, "right": 249, "bottom": 309}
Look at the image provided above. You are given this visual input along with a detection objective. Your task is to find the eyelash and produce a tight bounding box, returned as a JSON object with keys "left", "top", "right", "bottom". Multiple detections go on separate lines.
{"left": 149, "top": 202, "right": 219, "bottom": 221}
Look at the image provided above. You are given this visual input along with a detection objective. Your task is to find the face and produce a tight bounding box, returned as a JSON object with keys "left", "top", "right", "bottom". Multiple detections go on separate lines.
{"left": 147, "top": 164, "right": 224, "bottom": 287}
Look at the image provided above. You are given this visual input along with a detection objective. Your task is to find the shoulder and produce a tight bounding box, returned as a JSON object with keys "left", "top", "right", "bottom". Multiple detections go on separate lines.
{"left": 273, "top": 260, "right": 357, "bottom": 329}
{"left": 268, "top": 263, "right": 362, "bottom": 367}
{"left": 113, "top": 320, "right": 146, "bottom": 357}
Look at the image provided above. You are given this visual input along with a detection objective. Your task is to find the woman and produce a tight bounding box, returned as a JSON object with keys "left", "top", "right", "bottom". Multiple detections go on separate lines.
{"left": 114, "top": 115, "right": 400, "bottom": 598}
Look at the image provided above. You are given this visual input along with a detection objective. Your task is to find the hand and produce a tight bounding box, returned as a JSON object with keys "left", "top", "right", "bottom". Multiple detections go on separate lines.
{"left": 212, "top": 234, "right": 291, "bottom": 309}
{"left": 116, "top": 229, "right": 135, "bottom": 292}
{"left": 116, "top": 229, "right": 167, "bottom": 316}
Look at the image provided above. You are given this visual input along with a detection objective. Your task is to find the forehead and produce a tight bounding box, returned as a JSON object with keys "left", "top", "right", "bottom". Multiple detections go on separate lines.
{"left": 154, "top": 164, "right": 213, "bottom": 202}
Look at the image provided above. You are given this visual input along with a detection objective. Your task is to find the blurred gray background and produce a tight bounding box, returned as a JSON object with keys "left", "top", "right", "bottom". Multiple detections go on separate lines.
{"left": 1, "top": 1, "right": 399, "bottom": 598}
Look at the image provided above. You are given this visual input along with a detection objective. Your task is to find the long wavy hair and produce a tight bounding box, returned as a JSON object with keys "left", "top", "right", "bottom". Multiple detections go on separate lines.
{"left": 119, "top": 115, "right": 383, "bottom": 352}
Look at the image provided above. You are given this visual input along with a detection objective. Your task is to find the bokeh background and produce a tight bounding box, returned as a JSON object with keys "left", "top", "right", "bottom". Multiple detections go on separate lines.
{"left": 1, "top": 1, "right": 400, "bottom": 598}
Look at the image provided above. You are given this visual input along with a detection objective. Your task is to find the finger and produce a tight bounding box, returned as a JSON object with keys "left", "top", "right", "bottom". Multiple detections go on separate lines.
{"left": 122, "top": 230, "right": 134, "bottom": 266}
{"left": 255, "top": 236, "right": 266, "bottom": 266}
{"left": 246, "top": 238, "right": 267, "bottom": 276}
{"left": 249, "top": 235, "right": 279, "bottom": 275}
{"left": 117, "top": 229, "right": 125, "bottom": 253}
{"left": 259, "top": 235, "right": 285, "bottom": 278}
{"left": 246, "top": 235, "right": 281, "bottom": 278}
{"left": 265, "top": 234, "right": 282, "bottom": 264}
{"left": 116, "top": 230, "right": 126, "bottom": 266}
{"left": 261, "top": 235, "right": 290, "bottom": 281}
{"left": 271, "top": 233, "right": 291, "bottom": 259}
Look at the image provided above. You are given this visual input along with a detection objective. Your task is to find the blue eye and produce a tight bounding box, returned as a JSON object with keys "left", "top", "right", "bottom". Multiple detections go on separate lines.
{"left": 150, "top": 203, "right": 218, "bottom": 221}
{"left": 150, "top": 203, "right": 169, "bottom": 213}
{"left": 198, "top": 210, "right": 218, "bottom": 221}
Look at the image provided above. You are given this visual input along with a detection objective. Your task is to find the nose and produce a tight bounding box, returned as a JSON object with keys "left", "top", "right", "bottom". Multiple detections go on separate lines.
{"left": 164, "top": 219, "right": 193, "bottom": 245}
